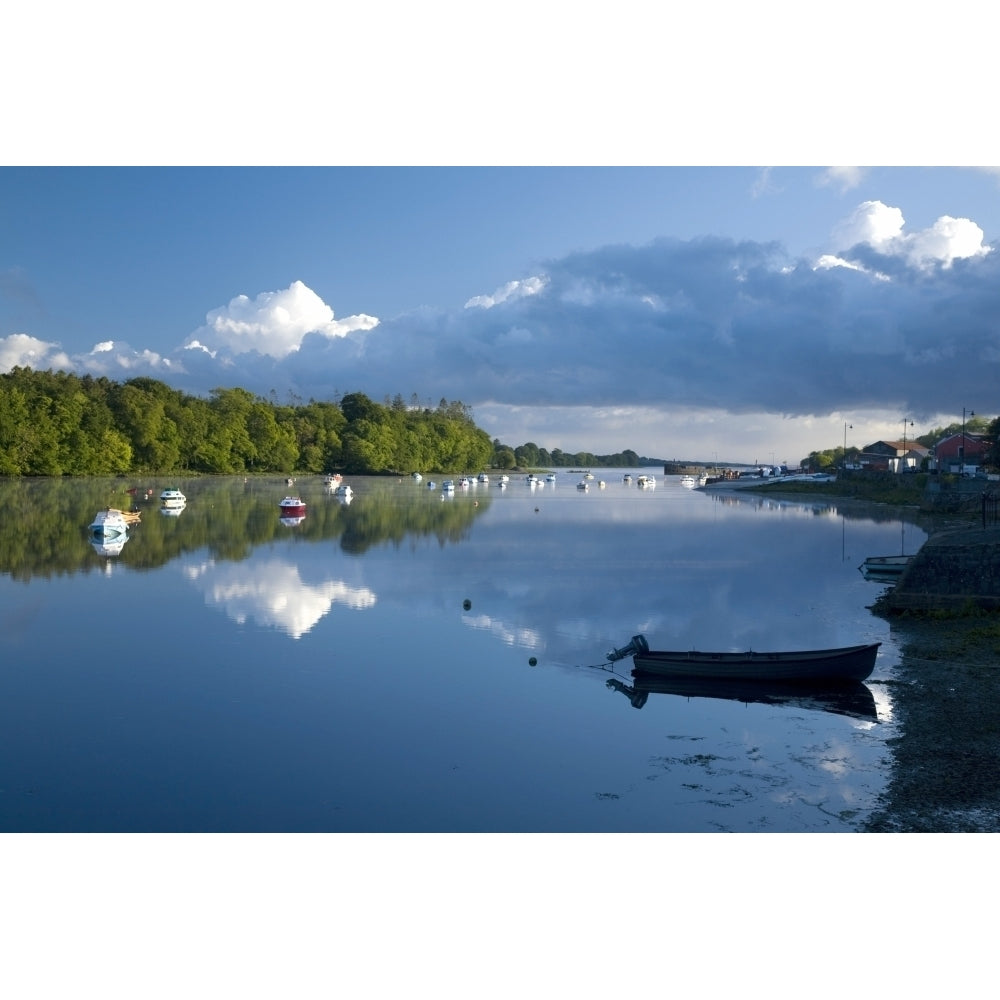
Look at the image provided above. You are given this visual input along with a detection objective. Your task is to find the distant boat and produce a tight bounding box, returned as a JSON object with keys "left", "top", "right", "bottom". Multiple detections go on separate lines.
{"left": 859, "top": 554, "right": 912, "bottom": 581}
{"left": 576, "top": 481, "right": 590, "bottom": 491}
{"left": 412, "top": 472, "right": 422, "bottom": 482}
{"left": 159, "top": 488, "right": 186, "bottom": 508}
{"left": 606, "top": 633, "right": 879, "bottom": 683}
{"left": 477, "top": 473, "right": 489, "bottom": 483}
{"left": 679, "top": 475, "right": 696, "bottom": 487}
{"left": 278, "top": 496, "right": 306, "bottom": 517}
{"left": 636, "top": 475, "right": 656, "bottom": 489}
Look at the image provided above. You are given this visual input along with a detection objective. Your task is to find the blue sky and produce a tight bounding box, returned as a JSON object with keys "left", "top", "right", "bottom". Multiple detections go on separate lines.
{"left": 4, "top": 10, "right": 998, "bottom": 467}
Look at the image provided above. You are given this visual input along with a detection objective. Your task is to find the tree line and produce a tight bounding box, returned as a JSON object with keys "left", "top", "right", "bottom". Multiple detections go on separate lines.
{"left": 0, "top": 368, "right": 494, "bottom": 476}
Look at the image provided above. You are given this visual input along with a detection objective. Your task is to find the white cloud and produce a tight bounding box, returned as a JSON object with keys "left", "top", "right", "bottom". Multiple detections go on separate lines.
{"left": 832, "top": 200, "right": 991, "bottom": 269}
{"left": 906, "top": 215, "right": 991, "bottom": 268}
{"left": 190, "top": 280, "right": 379, "bottom": 358}
{"left": 818, "top": 167, "right": 867, "bottom": 191}
{"left": 0, "top": 332, "right": 62, "bottom": 372}
{"left": 465, "top": 275, "right": 548, "bottom": 309}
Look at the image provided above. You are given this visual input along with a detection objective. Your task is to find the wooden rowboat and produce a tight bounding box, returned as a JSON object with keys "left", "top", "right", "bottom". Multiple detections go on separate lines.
{"left": 606, "top": 634, "right": 879, "bottom": 683}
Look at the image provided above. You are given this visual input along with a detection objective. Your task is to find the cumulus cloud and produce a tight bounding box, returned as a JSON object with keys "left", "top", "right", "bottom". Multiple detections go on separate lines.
{"left": 189, "top": 280, "right": 379, "bottom": 358}
{"left": 0, "top": 332, "right": 65, "bottom": 371}
{"left": 831, "top": 200, "right": 990, "bottom": 270}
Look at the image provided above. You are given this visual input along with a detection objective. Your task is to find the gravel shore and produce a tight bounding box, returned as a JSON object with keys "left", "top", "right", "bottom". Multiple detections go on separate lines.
{"left": 863, "top": 615, "right": 1000, "bottom": 832}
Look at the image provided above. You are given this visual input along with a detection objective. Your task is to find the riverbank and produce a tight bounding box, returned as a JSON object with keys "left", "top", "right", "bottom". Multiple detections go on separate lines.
{"left": 714, "top": 477, "right": 1000, "bottom": 831}
{"left": 863, "top": 614, "right": 1000, "bottom": 832}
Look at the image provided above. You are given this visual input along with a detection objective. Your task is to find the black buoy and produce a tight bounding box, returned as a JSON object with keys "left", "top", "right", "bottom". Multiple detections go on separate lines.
{"left": 528, "top": 657, "right": 537, "bottom": 666}
{"left": 463, "top": 599, "right": 471, "bottom": 610}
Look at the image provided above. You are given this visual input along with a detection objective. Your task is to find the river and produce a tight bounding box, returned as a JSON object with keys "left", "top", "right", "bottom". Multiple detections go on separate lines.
{"left": 0, "top": 471, "right": 923, "bottom": 832}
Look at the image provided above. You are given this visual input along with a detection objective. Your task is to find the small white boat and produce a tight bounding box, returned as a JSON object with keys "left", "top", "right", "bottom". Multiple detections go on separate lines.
{"left": 160, "top": 488, "right": 186, "bottom": 508}
{"left": 636, "top": 475, "right": 656, "bottom": 489}
{"left": 427, "top": 480, "right": 437, "bottom": 490}
{"left": 412, "top": 472, "right": 422, "bottom": 482}
{"left": 442, "top": 480, "right": 455, "bottom": 491}
{"left": 498, "top": 474, "right": 510, "bottom": 483}
{"left": 680, "top": 475, "right": 696, "bottom": 487}
{"left": 324, "top": 473, "right": 343, "bottom": 489}
{"left": 459, "top": 477, "right": 472, "bottom": 488}
{"left": 623, "top": 474, "right": 633, "bottom": 483}
{"left": 334, "top": 484, "right": 353, "bottom": 499}
{"left": 546, "top": 474, "right": 557, "bottom": 483}
{"left": 859, "top": 554, "right": 913, "bottom": 581}
{"left": 477, "top": 473, "right": 489, "bottom": 484}
{"left": 88, "top": 507, "right": 138, "bottom": 541}
{"left": 576, "top": 481, "right": 590, "bottom": 491}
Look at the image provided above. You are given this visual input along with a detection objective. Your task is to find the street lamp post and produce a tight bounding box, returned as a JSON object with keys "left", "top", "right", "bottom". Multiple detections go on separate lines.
{"left": 843, "top": 422, "right": 852, "bottom": 469}
{"left": 961, "top": 407, "right": 975, "bottom": 474}
{"left": 901, "top": 418, "right": 913, "bottom": 472}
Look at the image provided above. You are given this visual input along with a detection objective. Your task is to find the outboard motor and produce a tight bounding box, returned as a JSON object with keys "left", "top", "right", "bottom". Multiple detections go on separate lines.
{"left": 606, "top": 634, "right": 649, "bottom": 662}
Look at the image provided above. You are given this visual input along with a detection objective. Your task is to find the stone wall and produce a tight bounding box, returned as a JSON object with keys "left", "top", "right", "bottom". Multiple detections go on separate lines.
{"left": 885, "top": 526, "right": 1000, "bottom": 612}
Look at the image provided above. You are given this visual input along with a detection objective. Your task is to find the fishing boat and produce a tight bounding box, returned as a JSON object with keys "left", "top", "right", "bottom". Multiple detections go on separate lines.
{"left": 159, "top": 488, "right": 186, "bottom": 508}
{"left": 859, "top": 554, "right": 912, "bottom": 582}
{"left": 278, "top": 496, "right": 307, "bottom": 516}
{"left": 606, "top": 633, "right": 879, "bottom": 683}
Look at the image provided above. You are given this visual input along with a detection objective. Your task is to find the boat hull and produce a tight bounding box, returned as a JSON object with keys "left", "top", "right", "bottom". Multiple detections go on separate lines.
{"left": 631, "top": 642, "right": 880, "bottom": 683}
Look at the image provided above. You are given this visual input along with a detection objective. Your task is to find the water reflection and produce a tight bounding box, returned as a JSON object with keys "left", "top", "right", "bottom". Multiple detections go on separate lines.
{"left": 183, "top": 556, "right": 377, "bottom": 638}
{"left": 605, "top": 673, "right": 879, "bottom": 722}
{"left": 0, "top": 472, "right": 918, "bottom": 831}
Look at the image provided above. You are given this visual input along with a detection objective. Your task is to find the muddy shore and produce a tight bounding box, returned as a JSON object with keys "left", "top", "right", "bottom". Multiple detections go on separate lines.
{"left": 862, "top": 615, "right": 1000, "bottom": 832}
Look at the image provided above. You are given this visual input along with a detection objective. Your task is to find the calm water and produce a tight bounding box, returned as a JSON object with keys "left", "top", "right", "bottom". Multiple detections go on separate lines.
{"left": 0, "top": 472, "right": 921, "bottom": 832}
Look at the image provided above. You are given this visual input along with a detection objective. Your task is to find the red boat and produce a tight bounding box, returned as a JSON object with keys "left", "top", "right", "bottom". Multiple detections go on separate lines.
{"left": 278, "top": 496, "right": 307, "bottom": 517}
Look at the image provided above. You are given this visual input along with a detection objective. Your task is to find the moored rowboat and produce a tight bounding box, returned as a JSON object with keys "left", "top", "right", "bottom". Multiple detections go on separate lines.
{"left": 607, "top": 633, "right": 879, "bottom": 683}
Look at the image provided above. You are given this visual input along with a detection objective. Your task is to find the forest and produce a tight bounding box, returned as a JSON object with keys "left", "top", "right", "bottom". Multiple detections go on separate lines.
{"left": 0, "top": 367, "right": 654, "bottom": 477}
{"left": 0, "top": 368, "right": 495, "bottom": 476}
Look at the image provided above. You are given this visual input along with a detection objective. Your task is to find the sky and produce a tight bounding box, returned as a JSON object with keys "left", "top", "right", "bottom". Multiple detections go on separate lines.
{"left": 3, "top": 9, "right": 999, "bottom": 469}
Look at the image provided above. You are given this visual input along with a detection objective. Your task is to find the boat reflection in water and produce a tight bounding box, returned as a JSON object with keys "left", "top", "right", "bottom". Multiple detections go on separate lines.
{"left": 90, "top": 535, "right": 129, "bottom": 559}
{"left": 605, "top": 674, "right": 879, "bottom": 722}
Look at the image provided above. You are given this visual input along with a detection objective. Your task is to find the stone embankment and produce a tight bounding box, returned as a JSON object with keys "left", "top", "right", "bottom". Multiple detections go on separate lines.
{"left": 883, "top": 526, "right": 1000, "bottom": 613}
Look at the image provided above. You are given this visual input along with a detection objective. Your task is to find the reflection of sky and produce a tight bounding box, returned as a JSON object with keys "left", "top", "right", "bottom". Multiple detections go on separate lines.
{"left": 2, "top": 473, "right": 914, "bottom": 831}
{"left": 182, "top": 556, "right": 376, "bottom": 638}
